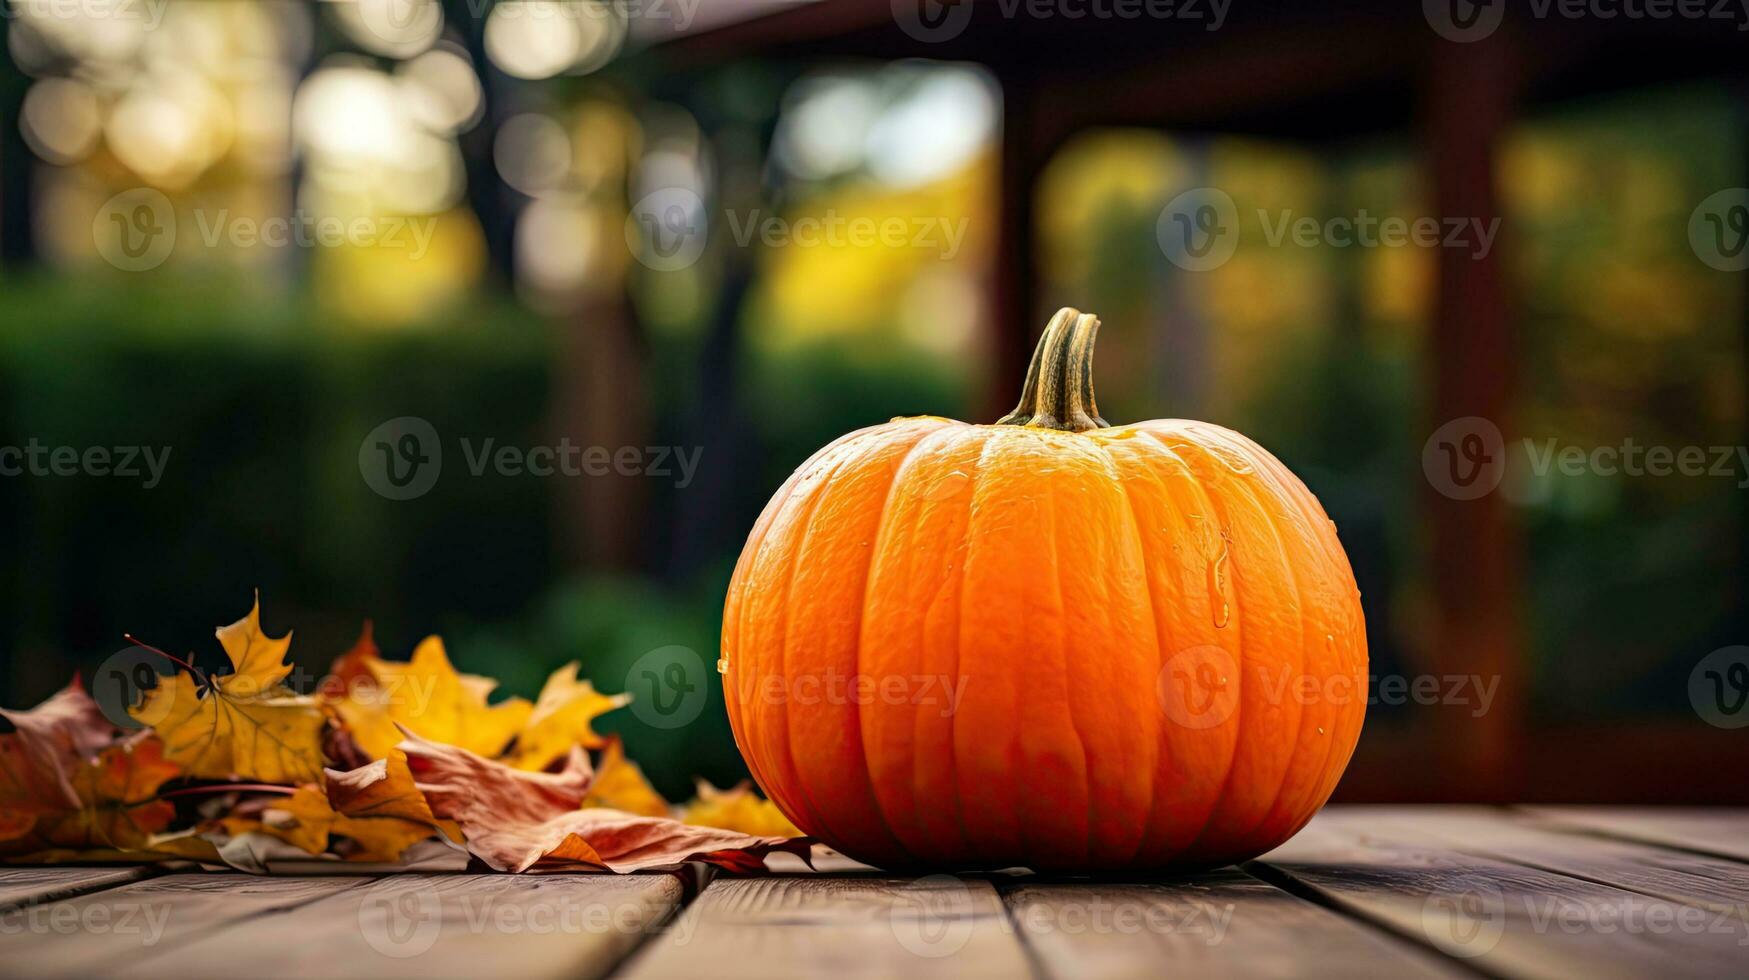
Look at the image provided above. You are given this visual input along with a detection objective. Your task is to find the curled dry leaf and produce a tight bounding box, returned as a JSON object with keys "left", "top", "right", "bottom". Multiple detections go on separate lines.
{"left": 397, "top": 729, "right": 809, "bottom": 873}
{"left": 0, "top": 680, "right": 117, "bottom": 841}
{"left": 131, "top": 596, "right": 326, "bottom": 784}
{"left": 324, "top": 751, "right": 438, "bottom": 826}
{"left": 322, "top": 635, "right": 532, "bottom": 760}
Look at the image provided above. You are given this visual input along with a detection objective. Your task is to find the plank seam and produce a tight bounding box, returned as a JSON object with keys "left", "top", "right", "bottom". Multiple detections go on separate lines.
{"left": 0, "top": 865, "right": 169, "bottom": 913}
{"left": 1241, "top": 860, "right": 1503, "bottom": 980}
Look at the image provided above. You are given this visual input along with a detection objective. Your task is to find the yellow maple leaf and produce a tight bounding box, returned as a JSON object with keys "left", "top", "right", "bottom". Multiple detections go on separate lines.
{"left": 503, "top": 663, "right": 630, "bottom": 771}
{"left": 681, "top": 780, "right": 802, "bottom": 838}
{"left": 327, "top": 636, "right": 532, "bottom": 760}
{"left": 582, "top": 738, "right": 669, "bottom": 817}
{"left": 132, "top": 596, "right": 326, "bottom": 785}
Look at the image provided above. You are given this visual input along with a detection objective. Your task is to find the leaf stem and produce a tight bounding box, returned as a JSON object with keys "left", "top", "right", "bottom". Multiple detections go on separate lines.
{"left": 123, "top": 634, "right": 202, "bottom": 677}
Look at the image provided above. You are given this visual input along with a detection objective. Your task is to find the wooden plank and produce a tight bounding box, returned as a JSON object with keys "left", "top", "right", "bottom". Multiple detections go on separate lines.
{"left": 1326, "top": 807, "right": 1749, "bottom": 917}
{"left": 0, "top": 866, "right": 156, "bottom": 908}
{"left": 1522, "top": 807, "right": 1749, "bottom": 864}
{"left": 620, "top": 876, "right": 1036, "bottom": 980}
{"left": 116, "top": 873, "right": 684, "bottom": 980}
{"left": 1002, "top": 870, "right": 1465, "bottom": 979}
{"left": 1257, "top": 815, "right": 1749, "bottom": 979}
{"left": 0, "top": 873, "right": 369, "bottom": 978}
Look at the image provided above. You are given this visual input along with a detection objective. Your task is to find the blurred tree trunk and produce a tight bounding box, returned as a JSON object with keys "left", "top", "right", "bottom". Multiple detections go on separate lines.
{"left": 556, "top": 293, "right": 649, "bottom": 572}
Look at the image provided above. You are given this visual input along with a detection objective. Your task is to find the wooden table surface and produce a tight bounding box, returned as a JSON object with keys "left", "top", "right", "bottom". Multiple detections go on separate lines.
{"left": 2, "top": 807, "right": 1746, "bottom": 979}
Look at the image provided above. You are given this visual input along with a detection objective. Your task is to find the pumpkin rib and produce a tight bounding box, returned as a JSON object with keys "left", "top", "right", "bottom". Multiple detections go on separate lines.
{"left": 1097, "top": 435, "right": 1168, "bottom": 868}
{"left": 850, "top": 422, "right": 952, "bottom": 862}
{"left": 900, "top": 426, "right": 984, "bottom": 862}
{"left": 1228, "top": 436, "right": 1353, "bottom": 837}
{"left": 948, "top": 429, "right": 1016, "bottom": 866}
{"left": 1043, "top": 476, "right": 1094, "bottom": 868}
{"left": 1198, "top": 422, "right": 1363, "bottom": 828}
{"left": 1182, "top": 429, "right": 1315, "bottom": 860}
{"left": 1219, "top": 452, "right": 1313, "bottom": 851}
{"left": 1247, "top": 446, "right": 1366, "bottom": 820}
{"left": 1138, "top": 426, "right": 1252, "bottom": 861}
{"left": 783, "top": 422, "right": 940, "bottom": 865}
{"left": 738, "top": 431, "right": 898, "bottom": 835}
{"left": 755, "top": 430, "right": 889, "bottom": 848}
{"left": 1124, "top": 432, "right": 1228, "bottom": 864}
{"left": 725, "top": 448, "right": 820, "bottom": 816}
{"left": 1094, "top": 436, "right": 1165, "bottom": 867}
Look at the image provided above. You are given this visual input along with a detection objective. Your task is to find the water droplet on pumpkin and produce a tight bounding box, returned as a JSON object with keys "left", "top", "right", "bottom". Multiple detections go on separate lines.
{"left": 1207, "top": 529, "right": 1233, "bottom": 628}
{"left": 922, "top": 470, "right": 971, "bottom": 501}
{"left": 1317, "top": 726, "right": 1325, "bottom": 735}
{"left": 717, "top": 657, "right": 729, "bottom": 674}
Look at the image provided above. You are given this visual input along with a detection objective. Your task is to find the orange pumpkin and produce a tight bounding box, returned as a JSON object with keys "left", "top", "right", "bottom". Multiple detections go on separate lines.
{"left": 722, "top": 308, "right": 1366, "bottom": 871}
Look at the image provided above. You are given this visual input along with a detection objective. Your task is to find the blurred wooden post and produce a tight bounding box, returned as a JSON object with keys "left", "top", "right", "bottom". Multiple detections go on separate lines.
{"left": 1422, "top": 34, "right": 1524, "bottom": 801}
{"left": 989, "top": 74, "right": 1041, "bottom": 420}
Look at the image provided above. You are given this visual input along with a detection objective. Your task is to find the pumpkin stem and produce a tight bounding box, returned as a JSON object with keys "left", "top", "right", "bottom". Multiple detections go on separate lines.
{"left": 995, "top": 307, "right": 1110, "bottom": 433}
